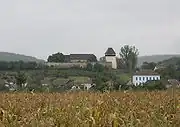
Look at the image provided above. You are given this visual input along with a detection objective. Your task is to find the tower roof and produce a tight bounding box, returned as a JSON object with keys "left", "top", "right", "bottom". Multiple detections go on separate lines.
{"left": 105, "top": 48, "right": 116, "bottom": 56}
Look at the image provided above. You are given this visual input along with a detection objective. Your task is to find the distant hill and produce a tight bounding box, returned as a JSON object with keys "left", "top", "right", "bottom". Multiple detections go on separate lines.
{"left": 158, "top": 57, "right": 180, "bottom": 66}
{"left": 138, "top": 55, "right": 180, "bottom": 66}
{"left": 0, "top": 52, "right": 45, "bottom": 63}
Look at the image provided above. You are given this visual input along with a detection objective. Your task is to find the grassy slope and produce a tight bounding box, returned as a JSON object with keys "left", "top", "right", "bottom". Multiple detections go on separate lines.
{"left": 138, "top": 54, "right": 180, "bottom": 66}
{"left": 0, "top": 52, "right": 44, "bottom": 62}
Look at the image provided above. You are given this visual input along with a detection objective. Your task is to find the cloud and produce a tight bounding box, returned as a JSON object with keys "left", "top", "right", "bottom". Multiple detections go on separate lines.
{"left": 0, "top": 0, "right": 179, "bottom": 59}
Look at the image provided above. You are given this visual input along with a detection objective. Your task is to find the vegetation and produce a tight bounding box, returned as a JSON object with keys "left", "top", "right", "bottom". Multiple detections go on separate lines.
{"left": 138, "top": 55, "right": 180, "bottom": 67}
{"left": 1, "top": 47, "right": 180, "bottom": 126}
{"left": 47, "top": 52, "right": 65, "bottom": 62}
{"left": 158, "top": 57, "right": 180, "bottom": 67}
{"left": 0, "top": 45, "right": 180, "bottom": 92}
{"left": 0, "top": 61, "right": 45, "bottom": 71}
{"left": 141, "top": 62, "right": 157, "bottom": 70}
{"left": 0, "top": 91, "right": 179, "bottom": 126}
{"left": 120, "top": 45, "right": 139, "bottom": 73}
{"left": 15, "top": 72, "right": 27, "bottom": 89}
{"left": 0, "top": 52, "right": 44, "bottom": 62}
{"left": 133, "top": 80, "right": 167, "bottom": 91}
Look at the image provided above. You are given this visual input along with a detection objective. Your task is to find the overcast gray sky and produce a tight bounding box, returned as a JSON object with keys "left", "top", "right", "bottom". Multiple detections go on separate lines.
{"left": 0, "top": 0, "right": 179, "bottom": 60}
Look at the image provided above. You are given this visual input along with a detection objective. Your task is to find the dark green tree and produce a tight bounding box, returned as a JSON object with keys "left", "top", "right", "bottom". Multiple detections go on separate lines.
{"left": 0, "top": 79, "right": 8, "bottom": 91}
{"left": 120, "top": 45, "right": 139, "bottom": 73}
{"left": 47, "top": 52, "right": 65, "bottom": 62}
{"left": 141, "top": 62, "right": 157, "bottom": 70}
{"left": 86, "top": 63, "right": 93, "bottom": 71}
{"left": 15, "top": 72, "right": 27, "bottom": 89}
{"left": 144, "top": 80, "right": 167, "bottom": 91}
{"left": 93, "top": 63, "right": 105, "bottom": 72}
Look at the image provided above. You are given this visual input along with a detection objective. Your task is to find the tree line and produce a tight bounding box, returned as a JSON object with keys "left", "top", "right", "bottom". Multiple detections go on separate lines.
{"left": 0, "top": 61, "right": 45, "bottom": 70}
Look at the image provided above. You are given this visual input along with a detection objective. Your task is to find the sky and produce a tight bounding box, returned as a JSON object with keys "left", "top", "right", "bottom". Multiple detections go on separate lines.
{"left": 0, "top": 0, "right": 179, "bottom": 60}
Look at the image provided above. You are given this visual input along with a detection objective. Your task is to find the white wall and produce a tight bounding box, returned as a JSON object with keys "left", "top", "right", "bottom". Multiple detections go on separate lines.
{"left": 133, "top": 75, "right": 161, "bottom": 86}
{"left": 105, "top": 56, "right": 117, "bottom": 69}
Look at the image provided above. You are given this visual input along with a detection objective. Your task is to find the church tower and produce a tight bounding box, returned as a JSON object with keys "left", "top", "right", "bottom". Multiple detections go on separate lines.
{"left": 105, "top": 48, "right": 117, "bottom": 69}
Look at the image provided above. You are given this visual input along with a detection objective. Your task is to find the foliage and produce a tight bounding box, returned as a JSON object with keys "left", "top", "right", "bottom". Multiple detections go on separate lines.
{"left": 0, "top": 52, "right": 44, "bottom": 62}
{"left": 0, "top": 79, "right": 8, "bottom": 91}
{"left": 156, "top": 65, "right": 180, "bottom": 80}
{"left": 120, "top": 45, "right": 139, "bottom": 73}
{"left": 141, "top": 62, "right": 157, "bottom": 70}
{"left": 142, "top": 80, "right": 167, "bottom": 91}
{"left": 0, "top": 92, "right": 179, "bottom": 126}
{"left": 93, "top": 63, "right": 105, "bottom": 72}
{"left": 0, "top": 61, "right": 45, "bottom": 71}
{"left": 15, "top": 72, "right": 27, "bottom": 89}
{"left": 86, "top": 63, "right": 93, "bottom": 71}
{"left": 47, "top": 52, "right": 65, "bottom": 62}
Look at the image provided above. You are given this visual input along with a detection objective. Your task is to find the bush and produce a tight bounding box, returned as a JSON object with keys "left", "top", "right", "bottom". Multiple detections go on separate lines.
{"left": 143, "top": 80, "right": 167, "bottom": 91}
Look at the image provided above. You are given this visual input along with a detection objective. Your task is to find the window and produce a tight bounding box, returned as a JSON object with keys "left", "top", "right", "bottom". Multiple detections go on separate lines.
{"left": 143, "top": 77, "right": 145, "bottom": 81}
{"left": 139, "top": 77, "right": 141, "bottom": 80}
{"left": 146, "top": 77, "right": 148, "bottom": 81}
{"left": 149, "top": 77, "right": 151, "bottom": 80}
{"left": 136, "top": 77, "right": 138, "bottom": 81}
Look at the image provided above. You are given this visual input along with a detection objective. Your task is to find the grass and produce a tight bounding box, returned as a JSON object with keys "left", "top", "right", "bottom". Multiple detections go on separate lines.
{"left": 69, "top": 76, "right": 90, "bottom": 84}
{"left": 0, "top": 91, "right": 180, "bottom": 127}
{"left": 117, "top": 73, "right": 131, "bottom": 83}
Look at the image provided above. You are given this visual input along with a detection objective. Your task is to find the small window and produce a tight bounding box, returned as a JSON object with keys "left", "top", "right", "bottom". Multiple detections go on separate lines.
{"left": 143, "top": 77, "right": 145, "bottom": 81}
{"left": 136, "top": 77, "right": 138, "bottom": 81}
{"left": 146, "top": 77, "right": 148, "bottom": 81}
{"left": 149, "top": 77, "right": 151, "bottom": 80}
{"left": 139, "top": 77, "right": 141, "bottom": 80}
{"left": 153, "top": 77, "right": 155, "bottom": 80}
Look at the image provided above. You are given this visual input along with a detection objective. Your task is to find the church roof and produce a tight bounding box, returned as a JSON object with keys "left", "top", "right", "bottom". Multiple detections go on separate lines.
{"left": 134, "top": 70, "right": 160, "bottom": 76}
{"left": 105, "top": 48, "right": 116, "bottom": 56}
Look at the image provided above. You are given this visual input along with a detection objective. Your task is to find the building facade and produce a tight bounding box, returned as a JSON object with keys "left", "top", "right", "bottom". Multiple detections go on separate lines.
{"left": 132, "top": 71, "right": 160, "bottom": 86}
{"left": 104, "top": 48, "right": 117, "bottom": 69}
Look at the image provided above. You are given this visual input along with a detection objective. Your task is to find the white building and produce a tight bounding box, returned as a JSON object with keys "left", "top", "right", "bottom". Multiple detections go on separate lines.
{"left": 104, "top": 48, "right": 117, "bottom": 69}
{"left": 132, "top": 71, "right": 160, "bottom": 86}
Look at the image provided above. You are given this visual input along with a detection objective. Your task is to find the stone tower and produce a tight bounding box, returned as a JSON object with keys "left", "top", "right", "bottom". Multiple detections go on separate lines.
{"left": 105, "top": 48, "right": 117, "bottom": 69}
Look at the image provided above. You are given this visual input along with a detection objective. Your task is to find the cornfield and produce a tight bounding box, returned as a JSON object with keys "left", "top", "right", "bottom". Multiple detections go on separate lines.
{"left": 0, "top": 91, "right": 180, "bottom": 127}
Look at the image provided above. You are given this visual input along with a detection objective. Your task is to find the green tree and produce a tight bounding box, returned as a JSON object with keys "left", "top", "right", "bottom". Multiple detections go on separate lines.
{"left": 120, "top": 45, "right": 139, "bottom": 73}
{"left": 156, "top": 65, "right": 176, "bottom": 79}
{"left": 93, "top": 63, "right": 105, "bottom": 72}
{"left": 144, "top": 80, "right": 167, "bottom": 91}
{"left": 47, "top": 52, "right": 65, "bottom": 62}
{"left": 141, "top": 62, "right": 157, "bottom": 70}
{"left": 0, "top": 79, "right": 8, "bottom": 91}
{"left": 15, "top": 72, "right": 27, "bottom": 89}
{"left": 86, "top": 63, "right": 93, "bottom": 71}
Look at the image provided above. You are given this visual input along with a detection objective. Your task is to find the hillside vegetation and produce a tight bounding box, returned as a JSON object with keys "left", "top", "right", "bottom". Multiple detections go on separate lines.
{"left": 138, "top": 55, "right": 180, "bottom": 66}
{"left": 0, "top": 52, "right": 44, "bottom": 62}
{"left": 158, "top": 57, "right": 180, "bottom": 66}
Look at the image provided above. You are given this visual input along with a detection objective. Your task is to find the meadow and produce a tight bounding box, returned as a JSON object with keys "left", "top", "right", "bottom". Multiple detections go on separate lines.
{"left": 0, "top": 91, "right": 180, "bottom": 127}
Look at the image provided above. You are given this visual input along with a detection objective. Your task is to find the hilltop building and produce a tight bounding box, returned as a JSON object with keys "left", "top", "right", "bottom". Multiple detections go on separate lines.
{"left": 100, "top": 48, "right": 118, "bottom": 69}
{"left": 46, "top": 54, "right": 97, "bottom": 69}
{"left": 46, "top": 48, "right": 120, "bottom": 69}
{"left": 64, "top": 54, "right": 97, "bottom": 63}
{"left": 105, "top": 48, "right": 118, "bottom": 69}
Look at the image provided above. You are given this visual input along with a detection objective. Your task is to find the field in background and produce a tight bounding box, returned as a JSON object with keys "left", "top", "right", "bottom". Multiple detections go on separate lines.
{"left": 0, "top": 91, "right": 180, "bottom": 127}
